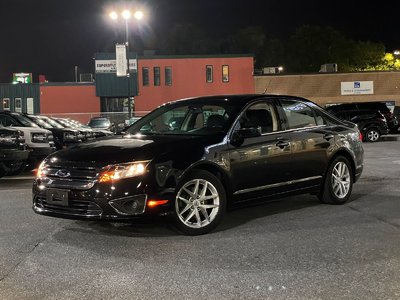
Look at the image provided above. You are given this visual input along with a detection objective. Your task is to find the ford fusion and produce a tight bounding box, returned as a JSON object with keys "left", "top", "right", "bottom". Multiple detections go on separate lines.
{"left": 33, "top": 95, "right": 364, "bottom": 235}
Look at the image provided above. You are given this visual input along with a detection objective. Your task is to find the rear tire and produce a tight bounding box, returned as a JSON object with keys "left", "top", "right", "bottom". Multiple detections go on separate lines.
{"left": 173, "top": 170, "right": 226, "bottom": 235}
{"left": 319, "top": 156, "right": 353, "bottom": 205}
{"left": 364, "top": 127, "right": 380, "bottom": 142}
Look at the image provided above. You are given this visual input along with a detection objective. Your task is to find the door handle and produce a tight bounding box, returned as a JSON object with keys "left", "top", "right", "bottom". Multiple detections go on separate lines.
{"left": 323, "top": 134, "right": 334, "bottom": 140}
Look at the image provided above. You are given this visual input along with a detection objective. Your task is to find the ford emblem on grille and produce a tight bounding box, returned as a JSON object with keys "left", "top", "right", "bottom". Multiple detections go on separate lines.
{"left": 55, "top": 169, "right": 71, "bottom": 178}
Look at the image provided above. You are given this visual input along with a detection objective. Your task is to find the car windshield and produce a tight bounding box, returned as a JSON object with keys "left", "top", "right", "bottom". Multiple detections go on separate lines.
{"left": 88, "top": 119, "right": 110, "bottom": 128}
{"left": 126, "top": 100, "right": 240, "bottom": 136}
{"left": 41, "top": 117, "right": 64, "bottom": 129}
{"left": 31, "top": 117, "right": 53, "bottom": 129}
{"left": 12, "top": 114, "right": 39, "bottom": 127}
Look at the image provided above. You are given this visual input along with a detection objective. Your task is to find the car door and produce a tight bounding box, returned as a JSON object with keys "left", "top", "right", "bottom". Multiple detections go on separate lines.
{"left": 276, "top": 98, "right": 337, "bottom": 188}
{"left": 228, "top": 99, "right": 293, "bottom": 200}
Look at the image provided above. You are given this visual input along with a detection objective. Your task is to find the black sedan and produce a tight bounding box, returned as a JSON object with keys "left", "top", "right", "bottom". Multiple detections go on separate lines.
{"left": 33, "top": 94, "right": 364, "bottom": 235}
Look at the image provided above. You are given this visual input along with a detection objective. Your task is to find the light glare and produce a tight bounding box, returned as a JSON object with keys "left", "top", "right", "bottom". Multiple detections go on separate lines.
{"left": 109, "top": 11, "right": 118, "bottom": 20}
{"left": 122, "top": 10, "right": 131, "bottom": 20}
{"left": 134, "top": 11, "right": 144, "bottom": 20}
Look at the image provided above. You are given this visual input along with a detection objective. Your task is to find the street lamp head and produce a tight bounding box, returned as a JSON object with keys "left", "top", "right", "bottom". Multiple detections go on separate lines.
{"left": 121, "top": 10, "right": 132, "bottom": 20}
{"left": 109, "top": 11, "right": 118, "bottom": 20}
{"left": 134, "top": 10, "right": 144, "bottom": 20}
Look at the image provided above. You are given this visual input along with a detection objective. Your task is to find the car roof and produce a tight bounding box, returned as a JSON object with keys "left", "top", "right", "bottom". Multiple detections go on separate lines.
{"left": 162, "top": 94, "right": 315, "bottom": 107}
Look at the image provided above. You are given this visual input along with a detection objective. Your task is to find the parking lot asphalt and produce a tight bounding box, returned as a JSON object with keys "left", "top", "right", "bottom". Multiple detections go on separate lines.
{"left": 0, "top": 140, "right": 399, "bottom": 300}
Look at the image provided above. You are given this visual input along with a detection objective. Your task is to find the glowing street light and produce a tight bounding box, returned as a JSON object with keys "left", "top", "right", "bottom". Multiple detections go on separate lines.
{"left": 109, "top": 9, "right": 144, "bottom": 118}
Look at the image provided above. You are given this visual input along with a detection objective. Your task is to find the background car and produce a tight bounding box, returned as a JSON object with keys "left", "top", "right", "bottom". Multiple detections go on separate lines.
{"left": 88, "top": 117, "right": 115, "bottom": 133}
{"left": 326, "top": 102, "right": 399, "bottom": 133}
{"left": 0, "top": 126, "right": 29, "bottom": 177}
{"left": 23, "top": 114, "right": 81, "bottom": 150}
{"left": 328, "top": 109, "right": 389, "bottom": 142}
{"left": 0, "top": 112, "right": 55, "bottom": 171}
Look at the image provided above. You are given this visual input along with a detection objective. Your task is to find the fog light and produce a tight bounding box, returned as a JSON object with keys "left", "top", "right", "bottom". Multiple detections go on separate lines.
{"left": 109, "top": 194, "right": 147, "bottom": 215}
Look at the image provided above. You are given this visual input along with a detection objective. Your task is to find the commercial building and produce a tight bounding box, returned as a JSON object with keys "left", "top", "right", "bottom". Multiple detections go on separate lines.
{"left": 255, "top": 71, "right": 400, "bottom": 111}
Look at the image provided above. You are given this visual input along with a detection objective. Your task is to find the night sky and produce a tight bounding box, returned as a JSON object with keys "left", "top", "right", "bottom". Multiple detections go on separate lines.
{"left": 0, "top": 0, "right": 398, "bottom": 83}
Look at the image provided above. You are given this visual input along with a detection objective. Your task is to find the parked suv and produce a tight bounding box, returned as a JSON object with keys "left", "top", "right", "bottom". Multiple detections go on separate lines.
{"left": 0, "top": 112, "right": 55, "bottom": 170}
{"left": 329, "top": 109, "right": 389, "bottom": 142}
{"left": 23, "top": 114, "right": 81, "bottom": 150}
{"left": 0, "top": 126, "right": 29, "bottom": 177}
{"left": 326, "top": 102, "right": 399, "bottom": 133}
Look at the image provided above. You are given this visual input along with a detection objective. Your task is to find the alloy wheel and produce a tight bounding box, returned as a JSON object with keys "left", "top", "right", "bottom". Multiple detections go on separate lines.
{"left": 331, "top": 161, "right": 351, "bottom": 199}
{"left": 367, "top": 130, "right": 379, "bottom": 142}
{"left": 175, "top": 178, "right": 220, "bottom": 229}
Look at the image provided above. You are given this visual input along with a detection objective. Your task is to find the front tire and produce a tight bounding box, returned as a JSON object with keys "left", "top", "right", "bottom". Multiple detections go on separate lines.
{"left": 173, "top": 170, "right": 226, "bottom": 235}
{"left": 319, "top": 156, "right": 353, "bottom": 204}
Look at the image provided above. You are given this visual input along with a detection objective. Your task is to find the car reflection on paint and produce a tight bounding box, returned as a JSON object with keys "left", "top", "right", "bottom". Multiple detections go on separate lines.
{"left": 33, "top": 94, "right": 364, "bottom": 235}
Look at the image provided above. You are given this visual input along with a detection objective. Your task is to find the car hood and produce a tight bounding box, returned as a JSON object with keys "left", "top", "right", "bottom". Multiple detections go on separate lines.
{"left": 46, "top": 134, "right": 224, "bottom": 166}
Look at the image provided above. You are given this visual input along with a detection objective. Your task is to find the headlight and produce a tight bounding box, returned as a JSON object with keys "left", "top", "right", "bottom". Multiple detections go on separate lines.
{"left": 0, "top": 135, "right": 17, "bottom": 145}
{"left": 99, "top": 161, "right": 150, "bottom": 183}
{"left": 31, "top": 132, "right": 48, "bottom": 143}
{"left": 63, "top": 132, "right": 78, "bottom": 141}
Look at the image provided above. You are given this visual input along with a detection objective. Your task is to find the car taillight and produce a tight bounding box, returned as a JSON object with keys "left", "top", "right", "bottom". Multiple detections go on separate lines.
{"left": 359, "top": 131, "right": 363, "bottom": 141}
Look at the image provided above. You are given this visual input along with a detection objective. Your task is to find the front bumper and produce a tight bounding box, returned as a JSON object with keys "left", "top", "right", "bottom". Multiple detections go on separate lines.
{"left": 0, "top": 149, "right": 29, "bottom": 161}
{"left": 32, "top": 177, "right": 174, "bottom": 221}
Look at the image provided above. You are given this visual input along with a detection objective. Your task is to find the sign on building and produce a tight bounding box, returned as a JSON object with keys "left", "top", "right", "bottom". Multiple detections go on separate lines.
{"left": 95, "top": 59, "right": 137, "bottom": 74}
{"left": 13, "top": 73, "right": 32, "bottom": 84}
{"left": 115, "top": 44, "right": 128, "bottom": 77}
{"left": 341, "top": 81, "right": 374, "bottom": 95}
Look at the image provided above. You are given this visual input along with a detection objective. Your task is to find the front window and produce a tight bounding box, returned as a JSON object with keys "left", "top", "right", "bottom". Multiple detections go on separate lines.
{"left": 15, "top": 98, "right": 22, "bottom": 113}
{"left": 12, "top": 113, "right": 39, "bottom": 127}
{"left": 126, "top": 100, "right": 241, "bottom": 136}
{"left": 154, "top": 67, "right": 160, "bottom": 86}
{"left": 3, "top": 98, "right": 10, "bottom": 111}
{"left": 222, "top": 65, "right": 229, "bottom": 82}
{"left": 206, "top": 65, "right": 213, "bottom": 83}
{"left": 165, "top": 67, "right": 172, "bottom": 86}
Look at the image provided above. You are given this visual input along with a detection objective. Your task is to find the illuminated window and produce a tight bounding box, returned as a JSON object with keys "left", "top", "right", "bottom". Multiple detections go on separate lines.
{"left": 15, "top": 98, "right": 22, "bottom": 113}
{"left": 142, "top": 67, "right": 149, "bottom": 86}
{"left": 206, "top": 65, "right": 213, "bottom": 83}
{"left": 165, "top": 67, "right": 172, "bottom": 86}
{"left": 222, "top": 65, "right": 229, "bottom": 82}
{"left": 3, "top": 98, "right": 10, "bottom": 111}
{"left": 154, "top": 67, "right": 160, "bottom": 86}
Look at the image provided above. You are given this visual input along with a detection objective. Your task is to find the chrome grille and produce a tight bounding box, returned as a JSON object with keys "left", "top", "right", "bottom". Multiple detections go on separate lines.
{"left": 41, "top": 162, "right": 104, "bottom": 190}
{"left": 35, "top": 196, "right": 102, "bottom": 216}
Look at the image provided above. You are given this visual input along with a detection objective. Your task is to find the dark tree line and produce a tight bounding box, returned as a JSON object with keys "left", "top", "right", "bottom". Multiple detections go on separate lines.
{"left": 133, "top": 24, "right": 388, "bottom": 73}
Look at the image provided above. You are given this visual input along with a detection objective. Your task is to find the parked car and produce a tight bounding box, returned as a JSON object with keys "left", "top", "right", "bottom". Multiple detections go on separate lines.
{"left": 88, "top": 117, "right": 115, "bottom": 133}
{"left": 51, "top": 117, "right": 96, "bottom": 142}
{"left": 325, "top": 102, "right": 399, "bottom": 133}
{"left": 0, "top": 126, "right": 29, "bottom": 177}
{"left": 328, "top": 109, "right": 389, "bottom": 142}
{"left": 33, "top": 94, "right": 364, "bottom": 235}
{"left": 0, "top": 112, "right": 55, "bottom": 171}
{"left": 23, "top": 114, "right": 81, "bottom": 150}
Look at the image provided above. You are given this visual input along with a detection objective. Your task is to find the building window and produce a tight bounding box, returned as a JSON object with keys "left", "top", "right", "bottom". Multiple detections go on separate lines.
{"left": 142, "top": 67, "right": 149, "bottom": 86}
{"left": 222, "top": 65, "right": 229, "bottom": 82}
{"left": 165, "top": 67, "right": 172, "bottom": 86}
{"left": 27, "top": 98, "right": 34, "bottom": 114}
{"left": 206, "top": 65, "right": 213, "bottom": 83}
{"left": 154, "top": 67, "right": 160, "bottom": 86}
{"left": 3, "top": 98, "right": 10, "bottom": 111}
{"left": 15, "top": 98, "right": 22, "bottom": 113}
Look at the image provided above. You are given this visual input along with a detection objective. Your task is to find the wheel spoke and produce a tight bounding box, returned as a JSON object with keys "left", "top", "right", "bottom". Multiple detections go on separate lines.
{"left": 180, "top": 203, "right": 192, "bottom": 215}
{"left": 193, "top": 180, "right": 200, "bottom": 197}
{"left": 184, "top": 209, "right": 196, "bottom": 223}
{"left": 178, "top": 196, "right": 191, "bottom": 205}
{"left": 200, "top": 181, "right": 208, "bottom": 197}
{"left": 183, "top": 187, "right": 195, "bottom": 198}
{"left": 201, "top": 204, "right": 219, "bottom": 209}
{"left": 194, "top": 209, "right": 202, "bottom": 226}
{"left": 200, "top": 207, "right": 210, "bottom": 223}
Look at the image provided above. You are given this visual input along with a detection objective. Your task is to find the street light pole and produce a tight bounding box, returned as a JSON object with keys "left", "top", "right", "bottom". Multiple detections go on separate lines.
{"left": 124, "top": 17, "right": 132, "bottom": 118}
{"left": 109, "top": 9, "right": 143, "bottom": 119}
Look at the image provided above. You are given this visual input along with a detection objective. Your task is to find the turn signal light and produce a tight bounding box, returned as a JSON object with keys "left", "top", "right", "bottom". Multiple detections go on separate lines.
{"left": 147, "top": 200, "right": 169, "bottom": 208}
